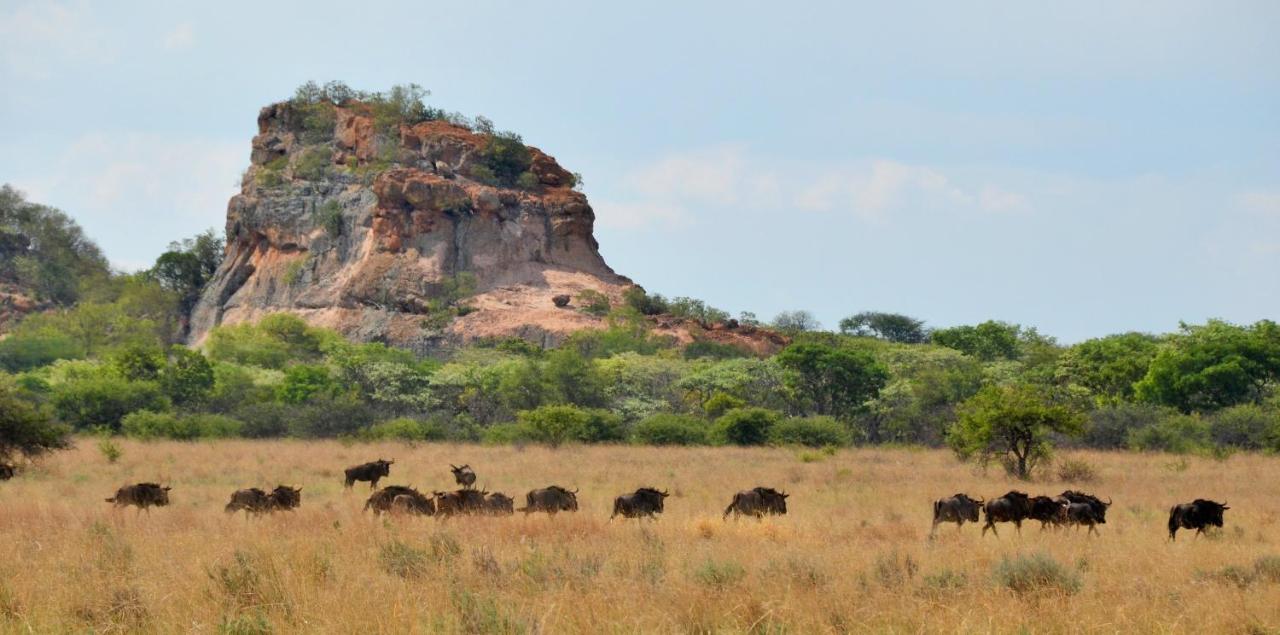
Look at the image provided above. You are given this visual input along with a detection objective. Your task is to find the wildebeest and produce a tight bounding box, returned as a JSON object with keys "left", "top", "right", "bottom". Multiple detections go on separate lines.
{"left": 519, "top": 486, "right": 579, "bottom": 516}
{"left": 723, "top": 487, "right": 788, "bottom": 520}
{"left": 224, "top": 485, "right": 303, "bottom": 515}
{"left": 365, "top": 485, "right": 434, "bottom": 516}
{"left": 981, "top": 491, "right": 1032, "bottom": 536}
{"left": 1028, "top": 495, "right": 1068, "bottom": 530}
{"left": 450, "top": 464, "right": 477, "bottom": 489}
{"left": 930, "top": 493, "right": 983, "bottom": 536}
{"left": 611, "top": 487, "right": 670, "bottom": 520}
{"left": 344, "top": 459, "right": 393, "bottom": 489}
{"left": 484, "top": 492, "right": 515, "bottom": 516}
{"left": 0, "top": 463, "right": 14, "bottom": 480}
{"left": 1168, "top": 499, "right": 1229, "bottom": 540}
{"left": 1057, "top": 490, "right": 1111, "bottom": 535}
{"left": 433, "top": 488, "right": 489, "bottom": 517}
{"left": 105, "top": 483, "right": 171, "bottom": 511}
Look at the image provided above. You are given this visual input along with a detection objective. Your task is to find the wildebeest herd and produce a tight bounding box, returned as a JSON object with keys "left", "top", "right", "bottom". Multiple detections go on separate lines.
{"left": 87, "top": 458, "right": 1227, "bottom": 540}
{"left": 931, "top": 489, "right": 1229, "bottom": 540}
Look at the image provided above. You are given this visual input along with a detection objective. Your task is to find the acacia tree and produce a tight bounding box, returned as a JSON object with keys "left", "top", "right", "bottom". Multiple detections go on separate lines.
{"left": 948, "top": 383, "right": 1083, "bottom": 479}
{"left": 839, "top": 311, "right": 929, "bottom": 343}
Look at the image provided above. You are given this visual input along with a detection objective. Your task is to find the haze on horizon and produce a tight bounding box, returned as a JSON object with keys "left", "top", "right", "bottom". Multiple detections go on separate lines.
{"left": 1, "top": 1, "right": 1276, "bottom": 343}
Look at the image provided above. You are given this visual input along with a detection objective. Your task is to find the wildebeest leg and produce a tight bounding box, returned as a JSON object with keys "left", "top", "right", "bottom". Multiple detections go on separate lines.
{"left": 1014, "top": 520, "right": 1022, "bottom": 535}
{"left": 370, "top": 478, "right": 379, "bottom": 490}
{"left": 982, "top": 520, "right": 996, "bottom": 537}
{"left": 1087, "top": 523, "right": 1098, "bottom": 536}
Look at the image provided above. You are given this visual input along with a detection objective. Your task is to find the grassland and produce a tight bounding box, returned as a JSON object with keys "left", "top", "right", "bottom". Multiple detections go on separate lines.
{"left": 1, "top": 440, "right": 1279, "bottom": 633}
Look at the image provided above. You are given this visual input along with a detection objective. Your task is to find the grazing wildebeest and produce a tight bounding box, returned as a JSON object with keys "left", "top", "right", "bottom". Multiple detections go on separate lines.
{"left": 433, "top": 488, "right": 489, "bottom": 517}
{"left": 981, "top": 491, "right": 1032, "bottom": 537}
{"left": 1168, "top": 499, "right": 1229, "bottom": 540}
{"left": 519, "top": 486, "right": 579, "bottom": 516}
{"left": 224, "top": 485, "right": 303, "bottom": 515}
{"left": 1028, "top": 495, "right": 1068, "bottom": 530}
{"left": 0, "top": 463, "right": 14, "bottom": 480}
{"left": 106, "top": 483, "right": 171, "bottom": 512}
{"left": 611, "top": 487, "right": 670, "bottom": 520}
{"left": 723, "top": 487, "right": 788, "bottom": 520}
{"left": 930, "top": 493, "right": 983, "bottom": 536}
{"left": 450, "top": 464, "right": 477, "bottom": 489}
{"left": 484, "top": 492, "right": 515, "bottom": 516}
{"left": 344, "top": 459, "right": 393, "bottom": 489}
{"left": 365, "top": 485, "right": 433, "bottom": 516}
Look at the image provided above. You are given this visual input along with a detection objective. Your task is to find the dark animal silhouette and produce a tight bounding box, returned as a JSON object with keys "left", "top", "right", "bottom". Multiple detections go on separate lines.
{"left": 611, "top": 487, "right": 670, "bottom": 520}
{"left": 224, "top": 485, "right": 303, "bottom": 515}
{"left": 981, "top": 491, "right": 1032, "bottom": 537}
{"left": 483, "top": 492, "right": 515, "bottom": 515}
{"left": 1028, "top": 495, "right": 1068, "bottom": 529}
{"left": 106, "top": 483, "right": 171, "bottom": 511}
{"left": 0, "top": 463, "right": 14, "bottom": 480}
{"left": 344, "top": 459, "right": 393, "bottom": 489}
{"left": 930, "top": 493, "right": 983, "bottom": 536}
{"left": 434, "top": 488, "right": 488, "bottom": 517}
{"left": 365, "top": 485, "right": 433, "bottom": 516}
{"left": 1059, "top": 490, "right": 1111, "bottom": 524}
{"left": 519, "top": 486, "right": 579, "bottom": 515}
{"left": 1168, "top": 499, "right": 1229, "bottom": 540}
{"left": 1064, "top": 502, "right": 1106, "bottom": 535}
{"left": 450, "top": 464, "right": 477, "bottom": 489}
{"left": 723, "top": 487, "right": 788, "bottom": 519}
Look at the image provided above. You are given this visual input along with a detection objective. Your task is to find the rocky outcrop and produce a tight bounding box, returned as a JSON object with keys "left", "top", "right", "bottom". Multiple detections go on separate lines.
{"left": 187, "top": 99, "right": 631, "bottom": 353}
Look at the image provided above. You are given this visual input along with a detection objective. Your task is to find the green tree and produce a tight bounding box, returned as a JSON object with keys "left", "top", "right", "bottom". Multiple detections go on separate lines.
{"left": 149, "top": 228, "right": 223, "bottom": 320}
{"left": 0, "top": 185, "right": 111, "bottom": 305}
{"left": 948, "top": 384, "right": 1084, "bottom": 479}
{"left": 110, "top": 344, "right": 165, "bottom": 381}
{"left": 50, "top": 376, "right": 170, "bottom": 432}
{"left": 515, "top": 405, "right": 624, "bottom": 446}
{"left": 771, "top": 310, "right": 821, "bottom": 333}
{"left": 774, "top": 343, "right": 888, "bottom": 420}
{"left": 713, "top": 407, "right": 782, "bottom": 446}
{"left": 931, "top": 320, "right": 1022, "bottom": 361}
{"left": 838, "top": 311, "right": 929, "bottom": 343}
{"left": 633, "top": 414, "right": 709, "bottom": 445}
{"left": 160, "top": 346, "right": 215, "bottom": 406}
{"left": 1135, "top": 320, "right": 1280, "bottom": 413}
{"left": 276, "top": 364, "right": 335, "bottom": 404}
{"left": 1056, "top": 332, "right": 1163, "bottom": 402}
{"left": 543, "top": 347, "right": 605, "bottom": 407}
{"left": 0, "top": 377, "right": 71, "bottom": 465}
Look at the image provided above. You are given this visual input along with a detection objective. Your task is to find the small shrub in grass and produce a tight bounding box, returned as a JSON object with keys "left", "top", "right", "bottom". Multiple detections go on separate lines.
{"left": 771, "top": 416, "right": 851, "bottom": 448}
{"left": 379, "top": 540, "right": 428, "bottom": 579}
{"left": 633, "top": 414, "right": 709, "bottom": 446}
{"left": 992, "top": 553, "right": 1081, "bottom": 595}
{"left": 1197, "top": 565, "right": 1255, "bottom": 589}
{"left": 920, "top": 569, "right": 968, "bottom": 596}
{"left": 450, "top": 588, "right": 525, "bottom": 635}
{"left": 1254, "top": 556, "right": 1280, "bottom": 583}
{"left": 1055, "top": 457, "right": 1098, "bottom": 483}
{"left": 187, "top": 414, "right": 245, "bottom": 438}
{"left": 873, "top": 551, "right": 918, "bottom": 588}
{"left": 693, "top": 558, "right": 746, "bottom": 589}
{"left": 218, "top": 611, "right": 272, "bottom": 635}
{"left": 481, "top": 422, "right": 533, "bottom": 445}
{"left": 97, "top": 436, "right": 123, "bottom": 463}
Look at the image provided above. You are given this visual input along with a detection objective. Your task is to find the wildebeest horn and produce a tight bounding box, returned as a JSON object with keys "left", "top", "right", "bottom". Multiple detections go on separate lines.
{"left": 1105, "top": 496, "right": 1112, "bottom": 506}
{"left": 450, "top": 464, "right": 458, "bottom": 470}
{"left": 572, "top": 488, "right": 579, "bottom": 494}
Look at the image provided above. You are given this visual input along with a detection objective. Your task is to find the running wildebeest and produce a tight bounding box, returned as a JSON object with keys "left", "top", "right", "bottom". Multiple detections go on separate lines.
{"left": 365, "top": 485, "right": 433, "bottom": 516}
{"left": 1028, "top": 495, "right": 1068, "bottom": 530}
{"left": 450, "top": 464, "right": 477, "bottom": 489}
{"left": 611, "top": 487, "right": 670, "bottom": 520}
{"left": 105, "top": 483, "right": 171, "bottom": 512}
{"left": 344, "top": 459, "right": 393, "bottom": 489}
{"left": 981, "top": 491, "right": 1032, "bottom": 537}
{"left": 0, "top": 463, "right": 14, "bottom": 480}
{"left": 484, "top": 492, "right": 515, "bottom": 516}
{"left": 723, "top": 487, "right": 788, "bottom": 520}
{"left": 519, "top": 486, "right": 579, "bottom": 516}
{"left": 225, "top": 485, "right": 303, "bottom": 515}
{"left": 1168, "top": 499, "right": 1229, "bottom": 540}
{"left": 433, "top": 488, "right": 488, "bottom": 517}
{"left": 930, "top": 493, "right": 983, "bottom": 536}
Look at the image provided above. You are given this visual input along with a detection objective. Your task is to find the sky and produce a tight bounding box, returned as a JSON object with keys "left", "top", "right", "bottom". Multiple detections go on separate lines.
{"left": 1, "top": 1, "right": 1277, "bottom": 343}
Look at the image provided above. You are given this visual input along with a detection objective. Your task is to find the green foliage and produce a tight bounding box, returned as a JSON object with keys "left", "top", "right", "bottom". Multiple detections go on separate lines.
{"left": 0, "top": 328, "right": 81, "bottom": 372}
{"left": 467, "top": 164, "right": 498, "bottom": 186}
{"left": 1056, "top": 332, "right": 1161, "bottom": 402}
{"left": 1135, "top": 320, "right": 1280, "bottom": 413}
{"left": 298, "top": 102, "right": 337, "bottom": 143}
{"left": 0, "top": 376, "right": 71, "bottom": 463}
{"left": 692, "top": 558, "right": 746, "bottom": 589}
{"left": 474, "top": 131, "right": 532, "bottom": 186}
{"left": 839, "top": 311, "right": 928, "bottom": 343}
{"left": 149, "top": 228, "right": 223, "bottom": 319}
{"left": 515, "top": 405, "right": 624, "bottom": 446}
{"left": 667, "top": 297, "right": 729, "bottom": 325}
{"left": 0, "top": 184, "right": 111, "bottom": 305}
{"left": 206, "top": 314, "right": 330, "bottom": 369}
{"left": 314, "top": 200, "right": 343, "bottom": 238}
{"left": 771, "top": 416, "right": 850, "bottom": 447}
{"left": 96, "top": 435, "right": 122, "bottom": 463}
{"left": 713, "top": 407, "right": 782, "bottom": 446}
{"left": 111, "top": 345, "right": 164, "bottom": 381}
{"left": 276, "top": 364, "right": 335, "bottom": 404}
{"left": 516, "top": 171, "right": 539, "bottom": 190}
{"left": 255, "top": 157, "right": 287, "bottom": 187}
{"left": 632, "top": 414, "right": 709, "bottom": 445}
{"left": 543, "top": 348, "right": 606, "bottom": 407}
{"left": 1208, "top": 404, "right": 1277, "bottom": 449}
{"left": 771, "top": 310, "right": 821, "bottom": 333}
{"left": 775, "top": 343, "right": 888, "bottom": 418}
{"left": 293, "top": 147, "right": 332, "bottom": 181}
{"left": 364, "top": 417, "right": 446, "bottom": 442}
{"left": 703, "top": 392, "right": 746, "bottom": 418}
{"left": 992, "top": 553, "right": 1081, "bottom": 595}
{"left": 931, "top": 320, "right": 1022, "bottom": 361}
{"left": 1081, "top": 403, "right": 1170, "bottom": 449}
{"left": 51, "top": 375, "right": 170, "bottom": 432}
{"left": 1127, "top": 412, "right": 1211, "bottom": 453}
{"left": 562, "top": 321, "right": 673, "bottom": 359}
{"left": 575, "top": 289, "right": 611, "bottom": 317}
{"left": 948, "top": 383, "right": 1084, "bottom": 478}
{"left": 161, "top": 346, "right": 215, "bottom": 406}
{"left": 683, "top": 339, "right": 751, "bottom": 360}
{"left": 622, "top": 287, "right": 669, "bottom": 316}
{"left": 12, "top": 302, "right": 162, "bottom": 359}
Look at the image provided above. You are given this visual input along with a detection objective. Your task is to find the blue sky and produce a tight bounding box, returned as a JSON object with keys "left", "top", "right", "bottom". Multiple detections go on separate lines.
{"left": 2, "top": 1, "right": 1277, "bottom": 342}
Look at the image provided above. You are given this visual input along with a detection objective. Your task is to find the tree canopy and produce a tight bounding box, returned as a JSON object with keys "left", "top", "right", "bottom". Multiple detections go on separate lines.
{"left": 948, "top": 383, "right": 1084, "bottom": 478}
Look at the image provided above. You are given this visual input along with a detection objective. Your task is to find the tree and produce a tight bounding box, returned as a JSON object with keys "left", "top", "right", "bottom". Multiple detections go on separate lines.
{"left": 0, "top": 185, "right": 110, "bottom": 305}
{"left": 774, "top": 343, "right": 888, "bottom": 420}
{"left": 948, "top": 384, "right": 1084, "bottom": 479}
{"left": 931, "top": 321, "right": 1021, "bottom": 361}
{"left": 771, "top": 310, "right": 821, "bottom": 333}
{"left": 150, "top": 228, "right": 222, "bottom": 320}
{"left": 160, "top": 346, "right": 215, "bottom": 406}
{"left": 50, "top": 375, "right": 170, "bottom": 432}
{"left": 543, "top": 348, "right": 605, "bottom": 407}
{"left": 714, "top": 407, "right": 782, "bottom": 445}
{"left": 276, "top": 364, "right": 335, "bottom": 404}
{"left": 1135, "top": 320, "right": 1280, "bottom": 413}
{"left": 0, "top": 377, "right": 71, "bottom": 465}
{"left": 839, "top": 311, "right": 928, "bottom": 343}
{"left": 1056, "top": 332, "right": 1161, "bottom": 402}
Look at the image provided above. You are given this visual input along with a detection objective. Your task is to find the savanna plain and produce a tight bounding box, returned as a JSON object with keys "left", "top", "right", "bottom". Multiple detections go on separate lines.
{"left": 2, "top": 441, "right": 1278, "bottom": 634}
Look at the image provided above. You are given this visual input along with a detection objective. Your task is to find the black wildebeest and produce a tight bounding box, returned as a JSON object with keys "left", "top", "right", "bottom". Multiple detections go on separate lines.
{"left": 0, "top": 463, "right": 14, "bottom": 480}
{"left": 612, "top": 487, "right": 670, "bottom": 520}
{"left": 1058, "top": 490, "right": 1111, "bottom": 535}
{"left": 225, "top": 485, "right": 303, "bottom": 515}
{"left": 519, "top": 486, "right": 579, "bottom": 516}
{"left": 344, "top": 459, "right": 393, "bottom": 489}
{"left": 1168, "top": 499, "right": 1229, "bottom": 540}
{"left": 450, "top": 464, "right": 477, "bottom": 489}
{"left": 930, "top": 493, "right": 983, "bottom": 536}
{"left": 1028, "top": 495, "right": 1068, "bottom": 530}
{"left": 434, "top": 488, "right": 489, "bottom": 517}
{"left": 365, "top": 485, "right": 434, "bottom": 516}
{"left": 106, "top": 483, "right": 171, "bottom": 512}
{"left": 981, "top": 491, "right": 1032, "bottom": 537}
{"left": 484, "top": 492, "right": 515, "bottom": 516}
{"left": 723, "top": 487, "right": 788, "bottom": 520}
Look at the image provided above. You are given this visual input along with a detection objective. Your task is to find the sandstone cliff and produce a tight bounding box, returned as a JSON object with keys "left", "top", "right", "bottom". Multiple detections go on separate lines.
{"left": 187, "top": 98, "right": 633, "bottom": 353}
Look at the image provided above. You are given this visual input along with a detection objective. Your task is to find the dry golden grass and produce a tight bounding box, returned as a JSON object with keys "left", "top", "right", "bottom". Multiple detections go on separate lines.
{"left": 2, "top": 440, "right": 1279, "bottom": 633}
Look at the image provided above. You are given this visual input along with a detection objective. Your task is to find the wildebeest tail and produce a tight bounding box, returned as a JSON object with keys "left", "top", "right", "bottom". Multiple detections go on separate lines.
{"left": 723, "top": 494, "right": 740, "bottom": 519}
{"left": 104, "top": 497, "right": 115, "bottom": 503}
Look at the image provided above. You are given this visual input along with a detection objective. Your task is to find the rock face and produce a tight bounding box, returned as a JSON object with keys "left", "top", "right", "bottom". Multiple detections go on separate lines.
{"left": 187, "top": 99, "right": 631, "bottom": 353}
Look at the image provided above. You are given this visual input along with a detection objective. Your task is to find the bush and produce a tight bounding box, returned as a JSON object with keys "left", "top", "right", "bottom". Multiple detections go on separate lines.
{"left": 667, "top": 297, "right": 729, "bottom": 325}
{"left": 121, "top": 410, "right": 188, "bottom": 440}
{"left": 771, "top": 416, "right": 850, "bottom": 447}
{"left": 516, "top": 171, "right": 539, "bottom": 190}
{"left": 232, "top": 402, "right": 290, "bottom": 438}
{"left": 1055, "top": 457, "right": 1099, "bottom": 483}
{"left": 0, "top": 330, "right": 81, "bottom": 372}
{"left": 683, "top": 340, "right": 751, "bottom": 361}
{"left": 703, "top": 392, "right": 746, "bottom": 418}
{"left": 1128, "top": 413, "right": 1212, "bottom": 453}
{"left": 515, "top": 405, "right": 625, "bottom": 446}
{"left": 314, "top": 200, "right": 343, "bottom": 238}
{"left": 992, "top": 553, "right": 1081, "bottom": 595}
{"left": 633, "top": 414, "right": 709, "bottom": 446}
{"left": 186, "top": 414, "right": 244, "bottom": 438}
{"left": 713, "top": 407, "right": 782, "bottom": 446}
{"left": 468, "top": 164, "right": 498, "bottom": 186}
{"left": 576, "top": 290, "right": 611, "bottom": 317}
{"left": 51, "top": 376, "right": 170, "bottom": 432}
{"left": 692, "top": 558, "right": 746, "bottom": 589}
{"left": 481, "top": 422, "right": 531, "bottom": 445}
{"left": 474, "top": 131, "right": 531, "bottom": 186}
{"left": 1081, "top": 403, "right": 1169, "bottom": 449}
{"left": 365, "top": 417, "right": 446, "bottom": 442}
{"left": 276, "top": 364, "right": 334, "bottom": 404}
{"left": 1208, "top": 404, "right": 1276, "bottom": 450}
{"left": 293, "top": 147, "right": 332, "bottom": 181}
{"left": 622, "top": 287, "right": 669, "bottom": 316}
{"left": 287, "top": 397, "right": 379, "bottom": 438}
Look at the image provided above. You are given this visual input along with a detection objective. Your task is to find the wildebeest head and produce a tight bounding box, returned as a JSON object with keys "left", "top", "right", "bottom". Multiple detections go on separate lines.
{"left": 1194, "top": 499, "right": 1228, "bottom": 527}
{"left": 754, "top": 486, "right": 788, "bottom": 514}
{"left": 948, "top": 493, "right": 983, "bottom": 522}
{"left": 270, "top": 485, "right": 302, "bottom": 510}
{"left": 0, "top": 462, "right": 15, "bottom": 480}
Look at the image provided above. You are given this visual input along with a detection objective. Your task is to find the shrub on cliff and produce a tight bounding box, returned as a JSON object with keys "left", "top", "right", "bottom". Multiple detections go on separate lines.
{"left": 475, "top": 131, "right": 532, "bottom": 187}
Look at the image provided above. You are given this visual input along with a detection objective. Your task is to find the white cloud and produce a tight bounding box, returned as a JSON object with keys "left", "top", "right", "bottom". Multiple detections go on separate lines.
{"left": 162, "top": 22, "right": 195, "bottom": 50}
{"left": 593, "top": 200, "right": 690, "bottom": 230}
{"left": 0, "top": 2, "right": 113, "bottom": 77}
